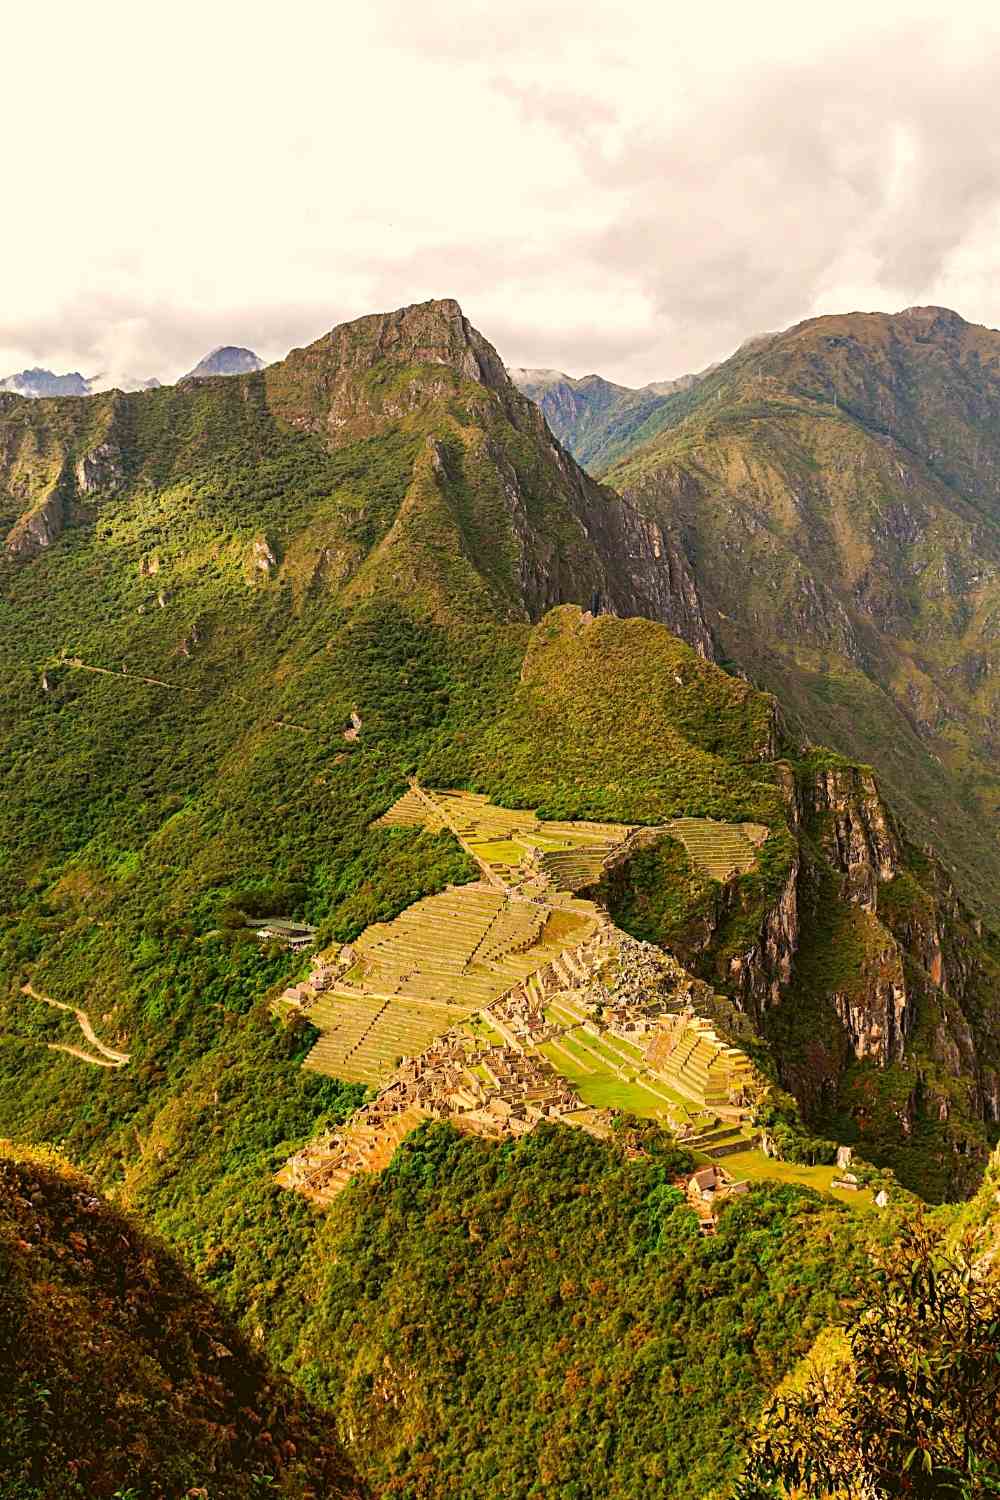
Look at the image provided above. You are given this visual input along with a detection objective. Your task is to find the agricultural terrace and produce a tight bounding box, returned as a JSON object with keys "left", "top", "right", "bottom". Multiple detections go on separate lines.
{"left": 292, "top": 787, "right": 769, "bottom": 1094}
{"left": 379, "top": 785, "right": 767, "bottom": 887}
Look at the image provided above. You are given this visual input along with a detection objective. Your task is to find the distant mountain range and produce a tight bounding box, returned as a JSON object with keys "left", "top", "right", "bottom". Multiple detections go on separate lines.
{"left": 508, "top": 336, "right": 774, "bottom": 470}
{"left": 0, "top": 344, "right": 263, "bottom": 398}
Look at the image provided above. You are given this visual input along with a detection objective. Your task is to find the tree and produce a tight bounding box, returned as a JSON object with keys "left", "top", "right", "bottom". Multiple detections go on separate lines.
{"left": 735, "top": 1223, "right": 1000, "bottom": 1499}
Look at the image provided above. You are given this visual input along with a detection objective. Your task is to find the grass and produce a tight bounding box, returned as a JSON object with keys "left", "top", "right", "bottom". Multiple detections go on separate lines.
{"left": 539, "top": 1035, "right": 682, "bottom": 1117}
{"left": 467, "top": 838, "right": 527, "bottom": 866}
{"left": 717, "top": 1147, "right": 875, "bottom": 1209}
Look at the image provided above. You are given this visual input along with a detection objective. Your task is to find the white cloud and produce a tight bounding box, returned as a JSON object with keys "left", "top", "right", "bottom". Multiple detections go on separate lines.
{"left": 4, "top": 0, "right": 1000, "bottom": 386}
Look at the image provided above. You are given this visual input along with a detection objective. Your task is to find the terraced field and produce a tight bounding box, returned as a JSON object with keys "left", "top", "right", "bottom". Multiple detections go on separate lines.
{"left": 378, "top": 786, "right": 633, "bottom": 890}
{"left": 303, "top": 786, "right": 768, "bottom": 1097}
{"left": 378, "top": 785, "right": 767, "bottom": 888}
{"left": 302, "top": 879, "right": 598, "bottom": 1082}
{"left": 664, "top": 817, "right": 764, "bottom": 881}
{"left": 303, "top": 992, "right": 467, "bottom": 1084}
{"left": 646, "top": 1013, "right": 755, "bottom": 1110}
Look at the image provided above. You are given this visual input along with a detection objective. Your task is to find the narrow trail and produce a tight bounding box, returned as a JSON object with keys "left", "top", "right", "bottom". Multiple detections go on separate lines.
{"left": 21, "top": 984, "right": 130, "bottom": 1066}
{"left": 408, "top": 778, "right": 511, "bottom": 891}
{"left": 62, "top": 658, "right": 312, "bottom": 734}
{"left": 46, "top": 1042, "right": 120, "bottom": 1068}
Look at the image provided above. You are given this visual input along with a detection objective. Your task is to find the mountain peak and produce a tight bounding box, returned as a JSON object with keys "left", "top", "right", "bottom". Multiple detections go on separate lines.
{"left": 181, "top": 345, "right": 264, "bottom": 381}
{"left": 898, "top": 303, "right": 966, "bottom": 323}
{"left": 0, "top": 367, "right": 90, "bottom": 398}
{"left": 287, "top": 297, "right": 511, "bottom": 396}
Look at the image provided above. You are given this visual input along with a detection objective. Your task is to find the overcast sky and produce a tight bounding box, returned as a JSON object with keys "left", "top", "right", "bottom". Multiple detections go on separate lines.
{"left": 5, "top": 0, "right": 1000, "bottom": 387}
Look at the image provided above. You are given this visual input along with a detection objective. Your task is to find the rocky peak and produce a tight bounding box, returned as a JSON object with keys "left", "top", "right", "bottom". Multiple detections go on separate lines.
{"left": 0, "top": 367, "right": 90, "bottom": 398}
{"left": 286, "top": 297, "right": 511, "bottom": 396}
{"left": 181, "top": 345, "right": 264, "bottom": 382}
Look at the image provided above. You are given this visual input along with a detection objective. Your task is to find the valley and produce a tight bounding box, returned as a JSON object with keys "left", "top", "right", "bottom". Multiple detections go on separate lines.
{"left": 0, "top": 294, "right": 997, "bottom": 1498}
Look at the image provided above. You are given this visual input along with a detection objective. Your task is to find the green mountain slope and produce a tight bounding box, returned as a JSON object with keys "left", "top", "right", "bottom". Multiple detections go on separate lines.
{"left": 596, "top": 307, "right": 1000, "bottom": 928}
{"left": 0, "top": 295, "right": 998, "bottom": 1496}
{"left": 0, "top": 1145, "right": 364, "bottom": 1500}
{"left": 289, "top": 1119, "right": 870, "bottom": 1500}
{"left": 509, "top": 363, "right": 709, "bottom": 471}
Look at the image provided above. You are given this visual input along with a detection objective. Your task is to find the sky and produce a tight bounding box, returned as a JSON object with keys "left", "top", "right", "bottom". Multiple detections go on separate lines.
{"left": 5, "top": 0, "right": 1000, "bottom": 388}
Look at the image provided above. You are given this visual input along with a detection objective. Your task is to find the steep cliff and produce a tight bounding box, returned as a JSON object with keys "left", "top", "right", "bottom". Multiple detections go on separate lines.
{"left": 597, "top": 306, "right": 1000, "bottom": 926}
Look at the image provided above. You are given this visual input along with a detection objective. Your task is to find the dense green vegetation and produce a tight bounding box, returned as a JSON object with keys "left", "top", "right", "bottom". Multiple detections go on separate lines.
{"left": 290, "top": 1120, "right": 872, "bottom": 1500}
{"left": 738, "top": 1221, "right": 1000, "bottom": 1499}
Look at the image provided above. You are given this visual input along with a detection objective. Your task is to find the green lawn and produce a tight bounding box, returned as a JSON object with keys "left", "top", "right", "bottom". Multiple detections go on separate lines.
{"left": 715, "top": 1148, "right": 875, "bottom": 1210}
{"left": 540, "top": 1040, "right": 669, "bottom": 1117}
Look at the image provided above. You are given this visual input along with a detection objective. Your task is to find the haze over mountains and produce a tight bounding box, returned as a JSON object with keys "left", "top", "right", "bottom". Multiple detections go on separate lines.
{"left": 0, "top": 343, "right": 263, "bottom": 399}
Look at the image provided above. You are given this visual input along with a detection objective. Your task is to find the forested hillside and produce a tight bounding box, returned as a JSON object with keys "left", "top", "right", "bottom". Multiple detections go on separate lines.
{"left": 0, "top": 297, "right": 997, "bottom": 1497}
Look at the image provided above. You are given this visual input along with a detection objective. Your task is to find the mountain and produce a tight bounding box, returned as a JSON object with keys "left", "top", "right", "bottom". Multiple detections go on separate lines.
{"left": 0, "top": 366, "right": 91, "bottom": 398}
{"left": 181, "top": 344, "right": 265, "bottom": 380}
{"left": 587, "top": 307, "right": 1000, "bottom": 938}
{"left": 0, "top": 294, "right": 998, "bottom": 1495}
{"left": 509, "top": 363, "right": 707, "bottom": 471}
{"left": 509, "top": 344, "right": 782, "bottom": 473}
{"left": 0, "top": 1145, "right": 365, "bottom": 1499}
{"left": 0, "top": 296, "right": 995, "bottom": 1200}
{"left": 0, "top": 367, "right": 161, "bottom": 398}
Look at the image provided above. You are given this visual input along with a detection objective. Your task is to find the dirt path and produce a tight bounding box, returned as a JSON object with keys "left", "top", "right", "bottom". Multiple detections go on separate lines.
{"left": 62, "top": 658, "right": 311, "bottom": 734}
{"left": 408, "top": 779, "right": 510, "bottom": 891}
{"left": 46, "top": 1042, "right": 120, "bottom": 1068}
{"left": 21, "top": 984, "right": 130, "bottom": 1066}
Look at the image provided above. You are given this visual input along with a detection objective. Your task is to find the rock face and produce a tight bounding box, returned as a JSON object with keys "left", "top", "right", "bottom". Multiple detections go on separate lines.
{"left": 251, "top": 534, "right": 278, "bottom": 578}
{"left": 700, "top": 754, "right": 1000, "bottom": 1193}
{"left": 5, "top": 490, "right": 65, "bottom": 557}
{"left": 808, "top": 767, "right": 901, "bottom": 910}
{"left": 0, "top": 367, "right": 90, "bottom": 398}
{"left": 266, "top": 298, "right": 717, "bottom": 648}
{"left": 75, "top": 439, "right": 125, "bottom": 494}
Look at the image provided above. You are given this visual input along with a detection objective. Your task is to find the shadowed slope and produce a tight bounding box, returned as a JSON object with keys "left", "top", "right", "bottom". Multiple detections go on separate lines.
{"left": 0, "top": 1146, "right": 365, "bottom": 1500}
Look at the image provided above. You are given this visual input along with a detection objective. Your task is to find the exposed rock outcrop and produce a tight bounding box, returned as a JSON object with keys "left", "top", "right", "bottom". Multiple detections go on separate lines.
{"left": 807, "top": 766, "right": 901, "bottom": 909}
{"left": 251, "top": 534, "right": 277, "bottom": 577}
{"left": 75, "top": 440, "right": 125, "bottom": 494}
{"left": 5, "top": 490, "right": 65, "bottom": 556}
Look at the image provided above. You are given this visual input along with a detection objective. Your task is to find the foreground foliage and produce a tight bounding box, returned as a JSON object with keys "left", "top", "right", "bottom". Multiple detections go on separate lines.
{"left": 737, "top": 1224, "right": 1000, "bottom": 1499}
{"left": 0, "top": 1147, "right": 364, "bottom": 1500}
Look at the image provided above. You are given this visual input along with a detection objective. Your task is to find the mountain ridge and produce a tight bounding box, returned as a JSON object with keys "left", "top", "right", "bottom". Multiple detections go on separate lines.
{"left": 513, "top": 304, "right": 1000, "bottom": 925}
{"left": 0, "top": 343, "right": 265, "bottom": 400}
{"left": 0, "top": 292, "right": 998, "bottom": 1497}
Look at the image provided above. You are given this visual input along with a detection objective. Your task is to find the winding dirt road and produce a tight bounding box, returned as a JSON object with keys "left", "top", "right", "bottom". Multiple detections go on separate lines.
{"left": 21, "top": 983, "right": 130, "bottom": 1068}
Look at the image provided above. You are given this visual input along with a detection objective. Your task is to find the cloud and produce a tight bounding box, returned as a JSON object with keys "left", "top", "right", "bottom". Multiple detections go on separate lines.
{"left": 3, "top": 0, "right": 1000, "bottom": 387}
